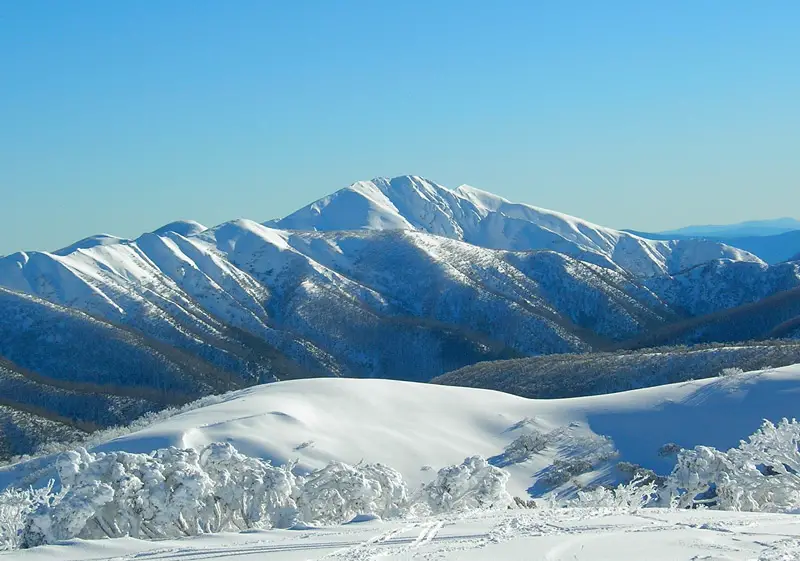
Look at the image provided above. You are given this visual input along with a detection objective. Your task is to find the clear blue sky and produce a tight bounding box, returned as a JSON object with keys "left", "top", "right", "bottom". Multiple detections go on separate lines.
{"left": 1, "top": 1, "right": 798, "bottom": 254}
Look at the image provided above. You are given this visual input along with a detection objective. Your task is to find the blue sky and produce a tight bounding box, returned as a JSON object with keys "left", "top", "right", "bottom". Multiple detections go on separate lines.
{"left": 1, "top": 1, "right": 798, "bottom": 254}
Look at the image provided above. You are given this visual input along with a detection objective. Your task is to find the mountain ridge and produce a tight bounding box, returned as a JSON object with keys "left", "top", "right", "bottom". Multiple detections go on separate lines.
{"left": 1, "top": 175, "right": 799, "bottom": 458}
{"left": 269, "top": 176, "right": 764, "bottom": 278}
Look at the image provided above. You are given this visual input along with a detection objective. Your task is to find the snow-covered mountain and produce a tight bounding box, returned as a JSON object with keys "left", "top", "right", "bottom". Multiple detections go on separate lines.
{"left": 628, "top": 227, "right": 800, "bottom": 264}
{"left": 270, "top": 176, "right": 764, "bottom": 278}
{"left": 659, "top": 217, "right": 800, "bottom": 238}
{"left": 1, "top": 175, "right": 800, "bottom": 459}
{"left": 0, "top": 221, "right": 681, "bottom": 387}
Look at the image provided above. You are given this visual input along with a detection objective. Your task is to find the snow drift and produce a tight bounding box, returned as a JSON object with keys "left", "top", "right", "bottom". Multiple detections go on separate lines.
{"left": 4, "top": 364, "right": 800, "bottom": 500}
{"left": 3, "top": 366, "right": 800, "bottom": 551}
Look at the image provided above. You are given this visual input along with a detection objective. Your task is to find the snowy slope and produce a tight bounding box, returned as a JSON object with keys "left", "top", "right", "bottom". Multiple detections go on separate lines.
{"left": 271, "top": 176, "right": 764, "bottom": 277}
{"left": 1, "top": 213, "right": 798, "bottom": 459}
{"left": 27, "top": 364, "right": 795, "bottom": 501}
{"left": 4, "top": 366, "right": 800, "bottom": 560}
{"left": 5, "top": 509, "right": 800, "bottom": 561}
{"left": 0, "top": 222, "right": 686, "bottom": 384}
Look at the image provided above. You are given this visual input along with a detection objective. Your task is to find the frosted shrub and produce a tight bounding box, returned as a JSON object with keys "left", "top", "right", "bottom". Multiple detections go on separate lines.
{"left": 666, "top": 419, "right": 800, "bottom": 512}
{"left": 0, "top": 481, "right": 57, "bottom": 551}
{"left": 421, "top": 456, "right": 512, "bottom": 513}
{"left": 297, "top": 461, "right": 409, "bottom": 524}
{"left": 720, "top": 367, "right": 744, "bottom": 377}
{"left": 542, "top": 458, "right": 594, "bottom": 486}
{"left": 14, "top": 447, "right": 514, "bottom": 549}
{"left": 658, "top": 443, "right": 682, "bottom": 457}
{"left": 199, "top": 443, "right": 301, "bottom": 530}
{"left": 22, "top": 444, "right": 302, "bottom": 547}
{"left": 617, "top": 462, "right": 662, "bottom": 486}
{"left": 570, "top": 475, "right": 657, "bottom": 513}
{"left": 503, "top": 431, "right": 549, "bottom": 464}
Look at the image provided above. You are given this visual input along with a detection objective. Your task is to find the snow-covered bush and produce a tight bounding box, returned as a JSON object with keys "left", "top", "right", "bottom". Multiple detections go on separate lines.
{"left": 616, "top": 461, "right": 662, "bottom": 486}
{"left": 13, "top": 444, "right": 515, "bottom": 549}
{"left": 537, "top": 431, "right": 618, "bottom": 489}
{"left": 720, "top": 367, "right": 744, "bottom": 377}
{"left": 296, "top": 461, "right": 409, "bottom": 524}
{"left": 542, "top": 458, "right": 595, "bottom": 486}
{"left": 0, "top": 481, "right": 57, "bottom": 551}
{"left": 570, "top": 475, "right": 657, "bottom": 513}
{"left": 21, "top": 444, "right": 301, "bottom": 547}
{"left": 502, "top": 431, "right": 550, "bottom": 464}
{"left": 658, "top": 443, "right": 681, "bottom": 457}
{"left": 666, "top": 419, "right": 800, "bottom": 512}
{"left": 421, "top": 456, "right": 512, "bottom": 513}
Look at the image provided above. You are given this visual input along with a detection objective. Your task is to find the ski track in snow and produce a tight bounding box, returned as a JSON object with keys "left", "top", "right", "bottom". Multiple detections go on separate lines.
{"left": 7, "top": 510, "right": 800, "bottom": 561}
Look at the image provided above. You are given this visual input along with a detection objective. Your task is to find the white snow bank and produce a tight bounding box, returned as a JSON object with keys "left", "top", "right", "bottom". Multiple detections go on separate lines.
{"left": 4, "top": 508, "right": 800, "bottom": 561}
{"left": 37, "top": 365, "right": 795, "bottom": 500}
{"left": 2, "top": 365, "right": 799, "bottom": 503}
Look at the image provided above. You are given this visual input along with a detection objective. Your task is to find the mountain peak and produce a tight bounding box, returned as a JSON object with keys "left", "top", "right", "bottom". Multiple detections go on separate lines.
{"left": 271, "top": 177, "right": 764, "bottom": 277}
{"left": 151, "top": 220, "right": 207, "bottom": 237}
{"left": 53, "top": 233, "right": 127, "bottom": 256}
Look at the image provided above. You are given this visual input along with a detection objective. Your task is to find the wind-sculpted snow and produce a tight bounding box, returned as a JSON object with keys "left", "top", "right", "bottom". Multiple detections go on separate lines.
{"left": 5, "top": 367, "right": 800, "bottom": 501}
{"left": 5, "top": 385, "right": 800, "bottom": 553}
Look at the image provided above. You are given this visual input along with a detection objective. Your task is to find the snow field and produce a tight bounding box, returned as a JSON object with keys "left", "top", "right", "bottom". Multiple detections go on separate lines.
{"left": 4, "top": 508, "right": 800, "bottom": 560}
{"left": 2, "top": 364, "right": 800, "bottom": 557}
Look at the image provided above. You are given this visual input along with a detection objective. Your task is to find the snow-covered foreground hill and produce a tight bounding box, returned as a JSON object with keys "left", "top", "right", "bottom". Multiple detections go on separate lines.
{"left": 3, "top": 366, "right": 800, "bottom": 559}
{"left": 5, "top": 364, "right": 799, "bottom": 499}
{"left": 4, "top": 508, "right": 800, "bottom": 560}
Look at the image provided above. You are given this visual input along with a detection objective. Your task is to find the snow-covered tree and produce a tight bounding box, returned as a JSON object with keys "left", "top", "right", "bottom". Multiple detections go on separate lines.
{"left": 21, "top": 444, "right": 302, "bottom": 546}
{"left": 0, "top": 481, "right": 57, "bottom": 551}
{"left": 666, "top": 418, "right": 800, "bottom": 512}
{"left": 12, "top": 444, "right": 517, "bottom": 549}
{"left": 421, "top": 456, "right": 512, "bottom": 513}
{"left": 296, "top": 461, "right": 409, "bottom": 524}
{"left": 570, "top": 475, "right": 657, "bottom": 513}
{"left": 502, "top": 431, "right": 550, "bottom": 464}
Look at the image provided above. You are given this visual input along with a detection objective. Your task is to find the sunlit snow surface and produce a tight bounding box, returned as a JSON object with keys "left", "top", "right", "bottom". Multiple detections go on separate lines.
{"left": 4, "top": 365, "right": 800, "bottom": 496}
{"left": 80, "top": 365, "right": 800, "bottom": 499}
{"left": 3, "top": 366, "right": 800, "bottom": 558}
{"left": 5, "top": 509, "right": 800, "bottom": 560}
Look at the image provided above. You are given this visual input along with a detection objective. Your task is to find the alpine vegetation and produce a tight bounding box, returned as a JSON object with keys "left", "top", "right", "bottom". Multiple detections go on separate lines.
{"left": 12, "top": 444, "right": 512, "bottom": 549}
{"left": 666, "top": 418, "right": 800, "bottom": 512}
{"left": 5, "top": 415, "right": 800, "bottom": 551}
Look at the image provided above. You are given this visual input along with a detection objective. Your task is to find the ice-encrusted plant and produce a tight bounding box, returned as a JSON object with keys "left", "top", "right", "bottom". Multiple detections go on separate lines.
{"left": 666, "top": 418, "right": 800, "bottom": 512}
